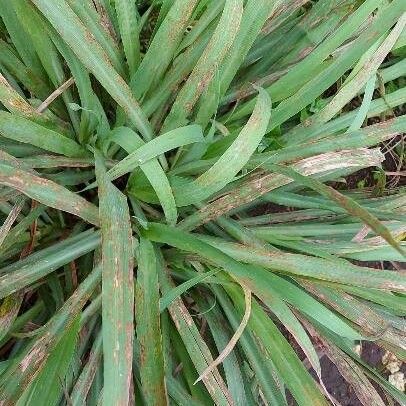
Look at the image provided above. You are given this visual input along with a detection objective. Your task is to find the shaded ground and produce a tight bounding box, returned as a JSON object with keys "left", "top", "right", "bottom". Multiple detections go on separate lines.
{"left": 320, "top": 343, "right": 384, "bottom": 406}
{"left": 286, "top": 342, "right": 404, "bottom": 405}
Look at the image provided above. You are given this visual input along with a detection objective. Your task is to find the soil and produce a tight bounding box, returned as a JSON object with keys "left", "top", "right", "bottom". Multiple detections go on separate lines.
{"left": 285, "top": 342, "right": 404, "bottom": 405}
{"left": 318, "top": 343, "right": 385, "bottom": 406}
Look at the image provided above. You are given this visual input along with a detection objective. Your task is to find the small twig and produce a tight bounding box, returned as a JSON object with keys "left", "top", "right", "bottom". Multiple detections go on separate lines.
{"left": 69, "top": 260, "right": 78, "bottom": 290}
{"left": 352, "top": 225, "right": 371, "bottom": 242}
{"left": 385, "top": 171, "right": 406, "bottom": 176}
{"left": 390, "top": 261, "right": 403, "bottom": 271}
{"left": 0, "top": 196, "right": 25, "bottom": 248}
{"left": 173, "top": 362, "right": 183, "bottom": 377}
{"left": 36, "top": 77, "right": 75, "bottom": 113}
{"left": 382, "top": 138, "right": 403, "bottom": 155}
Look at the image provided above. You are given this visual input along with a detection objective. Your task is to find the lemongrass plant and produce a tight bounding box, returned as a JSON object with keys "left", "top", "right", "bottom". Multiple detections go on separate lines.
{"left": 0, "top": 0, "right": 405, "bottom": 405}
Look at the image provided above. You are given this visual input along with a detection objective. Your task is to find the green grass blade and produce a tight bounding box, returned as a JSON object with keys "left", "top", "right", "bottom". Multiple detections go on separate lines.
{"left": 0, "top": 0, "right": 44, "bottom": 78}
{"left": 249, "top": 271, "right": 362, "bottom": 340}
{"left": 95, "top": 151, "right": 134, "bottom": 406}
{"left": 49, "top": 30, "right": 109, "bottom": 143}
{"left": 162, "top": 0, "right": 243, "bottom": 132}
{"left": 257, "top": 289, "right": 321, "bottom": 379}
{"left": 0, "top": 112, "right": 85, "bottom": 157}
{"left": 104, "top": 126, "right": 178, "bottom": 224}
{"left": 267, "top": 163, "right": 405, "bottom": 256}
{"left": 0, "top": 230, "right": 100, "bottom": 299}
{"left": 226, "top": 284, "right": 328, "bottom": 406}
{"left": 114, "top": 0, "right": 140, "bottom": 75}
{"left": 70, "top": 331, "right": 103, "bottom": 406}
{"left": 0, "top": 264, "right": 101, "bottom": 402}
{"left": 105, "top": 124, "right": 203, "bottom": 181}
{"left": 194, "top": 295, "right": 249, "bottom": 405}
{"left": 18, "top": 316, "right": 80, "bottom": 406}
{"left": 135, "top": 239, "right": 168, "bottom": 404}
{"left": 347, "top": 74, "right": 376, "bottom": 132}
{"left": 213, "top": 284, "right": 288, "bottom": 405}
{"left": 0, "top": 39, "right": 50, "bottom": 101}
{"left": 175, "top": 88, "right": 271, "bottom": 205}
{"left": 160, "top": 267, "right": 219, "bottom": 312}
{"left": 159, "top": 265, "right": 233, "bottom": 405}
{"left": 13, "top": 0, "right": 79, "bottom": 128}
{"left": 0, "top": 162, "right": 99, "bottom": 226}
{"left": 131, "top": 0, "right": 200, "bottom": 99}
{"left": 31, "top": 0, "right": 154, "bottom": 142}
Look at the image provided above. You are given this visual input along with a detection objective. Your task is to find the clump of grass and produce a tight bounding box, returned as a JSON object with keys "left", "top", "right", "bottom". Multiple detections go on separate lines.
{"left": 0, "top": 1, "right": 405, "bottom": 405}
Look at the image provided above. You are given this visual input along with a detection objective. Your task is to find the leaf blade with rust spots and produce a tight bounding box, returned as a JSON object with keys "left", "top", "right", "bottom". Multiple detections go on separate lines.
{"left": 0, "top": 264, "right": 101, "bottom": 403}
{"left": 158, "top": 262, "right": 234, "bottom": 405}
{"left": 0, "top": 230, "right": 100, "bottom": 299}
{"left": 114, "top": 0, "right": 140, "bottom": 75}
{"left": 178, "top": 148, "right": 384, "bottom": 230}
{"left": 198, "top": 235, "right": 406, "bottom": 293}
{"left": 0, "top": 162, "right": 99, "bottom": 226}
{"left": 70, "top": 331, "right": 103, "bottom": 404}
{"left": 302, "top": 283, "right": 406, "bottom": 358}
{"left": 17, "top": 316, "right": 80, "bottom": 406}
{"left": 63, "top": 0, "right": 124, "bottom": 75}
{"left": 195, "top": 0, "right": 277, "bottom": 127}
{"left": 266, "top": 163, "right": 405, "bottom": 256}
{"left": 31, "top": 0, "right": 154, "bottom": 142}
{"left": 148, "top": 224, "right": 401, "bottom": 353}
{"left": 131, "top": 0, "right": 200, "bottom": 100}
{"left": 174, "top": 88, "right": 271, "bottom": 206}
{"left": 95, "top": 151, "right": 134, "bottom": 406}
{"left": 162, "top": 0, "right": 244, "bottom": 132}
{"left": 0, "top": 196, "right": 25, "bottom": 249}
{"left": 312, "top": 12, "right": 406, "bottom": 125}
{"left": 135, "top": 239, "right": 168, "bottom": 405}
{"left": 302, "top": 319, "right": 387, "bottom": 406}
{"left": 0, "top": 293, "right": 23, "bottom": 342}
{"left": 229, "top": 0, "right": 402, "bottom": 123}
{"left": 0, "top": 73, "right": 67, "bottom": 135}
{"left": 225, "top": 283, "right": 329, "bottom": 406}
{"left": 144, "top": 223, "right": 406, "bottom": 293}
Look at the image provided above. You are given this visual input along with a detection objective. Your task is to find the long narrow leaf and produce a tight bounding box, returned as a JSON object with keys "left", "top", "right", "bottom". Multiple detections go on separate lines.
{"left": 95, "top": 151, "right": 134, "bottom": 406}
{"left": 135, "top": 239, "right": 168, "bottom": 404}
